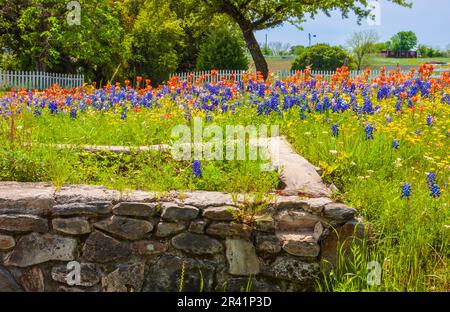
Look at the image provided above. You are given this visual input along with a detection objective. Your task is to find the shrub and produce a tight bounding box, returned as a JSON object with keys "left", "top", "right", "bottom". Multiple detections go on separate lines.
{"left": 291, "top": 44, "right": 356, "bottom": 71}
{"left": 196, "top": 27, "right": 249, "bottom": 71}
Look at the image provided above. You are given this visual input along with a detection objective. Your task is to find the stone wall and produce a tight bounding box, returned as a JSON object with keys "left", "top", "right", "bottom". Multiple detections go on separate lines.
{"left": 0, "top": 182, "right": 363, "bottom": 292}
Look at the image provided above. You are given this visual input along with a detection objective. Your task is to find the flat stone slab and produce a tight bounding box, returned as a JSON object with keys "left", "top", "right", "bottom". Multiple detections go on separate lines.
{"left": 269, "top": 138, "right": 332, "bottom": 198}
{"left": 4, "top": 233, "right": 77, "bottom": 267}
{"left": 176, "top": 191, "right": 236, "bottom": 208}
{"left": 112, "top": 202, "right": 158, "bottom": 217}
{"left": 225, "top": 239, "right": 260, "bottom": 276}
{"left": 171, "top": 232, "right": 223, "bottom": 255}
{"left": 55, "top": 185, "right": 120, "bottom": 204}
{"left": 94, "top": 216, "right": 153, "bottom": 240}
{"left": 0, "top": 214, "right": 48, "bottom": 233}
{"left": 0, "top": 182, "right": 55, "bottom": 216}
{"left": 277, "top": 231, "right": 320, "bottom": 258}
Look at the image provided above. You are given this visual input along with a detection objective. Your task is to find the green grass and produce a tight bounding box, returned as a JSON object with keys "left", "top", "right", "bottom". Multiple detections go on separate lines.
{"left": 364, "top": 56, "right": 450, "bottom": 68}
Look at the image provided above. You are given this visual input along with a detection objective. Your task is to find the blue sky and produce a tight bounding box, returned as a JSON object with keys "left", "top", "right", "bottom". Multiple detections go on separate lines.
{"left": 255, "top": 0, "right": 450, "bottom": 49}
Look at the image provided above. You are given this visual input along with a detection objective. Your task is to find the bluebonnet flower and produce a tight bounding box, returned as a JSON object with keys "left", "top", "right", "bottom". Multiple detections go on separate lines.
{"left": 392, "top": 139, "right": 399, "bottom": 149}
{"left": 395, "top": 100, "right": 402, "bottom": 112}
{"left": 300, "top": 112, "right": 306, "bottom": 120}
{"left": 415, "top": 130, "right": 421, "bottom": 135}
{"left": 426, "top": 115, "right": 433, "bottom": 126}
{"left": 426, "top": 172, "right": 436, "bottom": 187}
{"left": 121, "top": 111, "right": 127, "bottom": 120}
{"left": 70, "top": 108, "right": 77, "bottom": 119}
{"left": 386, "top": 114, "right": 392, "bottom": 123}
{"left": 401, "top": 183, "right": 411, "bottom": 199}
{"left": 365, "top": 124, "right": 374, "bottom": 140}
{"left": 430, "top": 184, "right": 441, "bottom": 198}
{"left": 332, "top": 124, "right": 339, "bottom": 137}
{"left": 49, "top": 100, "right": 58, "bottom": 114}
{"left": 193, "top": 160, "right": 202, "bottom": 177}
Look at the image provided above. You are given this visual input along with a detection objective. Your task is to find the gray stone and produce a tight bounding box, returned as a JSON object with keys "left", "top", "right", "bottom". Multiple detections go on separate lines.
{"left": 101, "top": 261, "right": 145, "bottom": 292}
{"left": 161, "top": 203, "right": 199, "bottom": 221}
{"left": 112, "top": 202, "right": 158, "bottom": 217}
{"left": 57, "top": 285, "right": 102, "bottom": 292}
{"left": 0, "top": 266, "right": 23, "bottom": 292}
{"left": 155, "top": 222, "right": 186, "bottom": 238}
{"left": 276, "top": 210, "right": 320, "bottom": 231}
{"left": 203, "top": 206, "right": 239, "bottom": 221}
{"left": 171, "top": 233, "right": 223, "bottom": 255}
{"left": 143, "top": 255, "right": 216, "bottom": 292}
{"left": 255, "top": 234, "right": 281, "bottom": 254}
{"left": 0, "top": 235, "right": 15, "bottom": 250}
{"left": 225, "top": 239, "right": 260, "bottom": 276}
{"left": 264, "top": 256, "right": 319, "bottom": 286}
{"left": 0, "top": 214, "right": 48, "bottom": 233}
{"left": 271, "top": 139, "right": 332, "bottom": 198}
{"left": 132, "top": 240, "right": 168, "bottom": 256}
{"left": 19, "top": 267, "right": 45, "bottom": 292}
{"left": 4, "top": 233, "right": 77, "bottom": 267}
{"left": 206, "top": 222, "right": 251, "bottom": 238}
{"left": 188, "top": 220, "right": 208, "bottom": 234}
{"left": 51, "top": 263, "right": 101, "bottom": 287}
{"left": 323, "top": 203, "right": 357, "bottom": 224}
{"left": 274, "top": 196, "right": 308, "bottom": 210}
{"left": 301, "top": 197, "right": 334, "bottom": 214}
{"left": 52, "top": 202, "right": 112, "bottom": 217}
{"left": 94, "top": 216, "right": 153, "bottom": 240}
{"left": 118, "top": 190, "right": 165, "bottom": 202}
{"left": 52, "top": 218, "right": 92, "bottom": 235}
{"left": 0, "top": 182, "right": 55, "bottom": 216}
{"left": 55, "top": 184, "right": 119, "bottom": 204}
{"left": 254, "top": 215, "right": 276, "bottom": 233}
{"left": 82, "top": 231, "right": 131, "bottom": 263}
{"left": 277, "top": 232, "right": 320, "bottom": 258}
{"left": 321, "top": 218, "right": 365, "bottom": 268}
{"left": 177, "top": 191, "right": 235, "bottom": 208}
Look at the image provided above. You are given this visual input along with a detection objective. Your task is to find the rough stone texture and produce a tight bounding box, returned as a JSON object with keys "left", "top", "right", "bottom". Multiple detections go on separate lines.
{"left": 161, "top": 203, "right": 199, "bottom": 221}
{"left": 143, "top": 255, "right": 216, "bottom": 292}
{"left": 51, "top": 263, "right": 101, "bottom": 287}
{"left": 301, "top": 198, "right": 334, "bottom": 214}
{"left": 323, "top": 203, "right": 357, "bottom": 224}
{"left": 172, "top": 233, "right": 223, "bottom": 255}
{"left": 155, "top": 222, "right": 186, "bottom": 238}
{"left": 19, "top": 267, "right": 45, "bottom": 292}
{"left": 0, "top": 266, "right": 23, "bottom": 292}
{"left": 225, "top": 239, "right": 260, "bottom": 276}
{"left": 0, "top": 182, "right": 55, "bottom": 216}
{"left": 203, "top": 206, "right": 239, "bottom": 221}
{"left": 321, "top": 218, "right": 365, "bottom": 268}
{"left": 112, "top": 202, "right": 158, "bottom": 218}
{"left": 55, "top": 184, "right": 119, "bottom": 204}
{"left": 255, "top": 234, "right": 281, "bottom": 254}
{"left": 0, "top": 234, "right": 15, "bottom": 250}
{"left": 271, "top": 138, "right": 332, "bottom": 198}
{"left": 188, "top": 220, "right": 208, "bottom": 234}
{"left": 132, "top": 240, "right": 168, "bottom": 256}
{"left": 52, "top": 218, "right": 92, "bottom": 235}
{"left": 94, "top": 216, "right": 153, "bottom": 240}
{"left": 4, "top": 233, "right": 77, "bottom": 267}
{"left": 276, "top": 210, "right": 321, "bottom": 231}
{"left": 177, "top": 191, "right": 235, "bottom": 208}
{"left": 82, "top": 231, "right": 131, "bottom": 263}
{"left": 102, "top": 261, "right": 145, "bottom": 292}
{"left": 0, "top": 214, "right": 48, "bottom": 233}
{"left": 264, "top": 256, "right": 320, "bottom": 287}
{"left": 277, "top": 232, "right": 320, "bottom": 258}
{"left": 0, "top": 181, "right": 362, "bottom": 293}
{"left": 52, "top": 202, "right": 112, "bottom": 217}
{"left": 254, "top": 215, "right": 276, "bottom": 233}
{"left": 206, "top": 222, "right": 251, "bottom": 238}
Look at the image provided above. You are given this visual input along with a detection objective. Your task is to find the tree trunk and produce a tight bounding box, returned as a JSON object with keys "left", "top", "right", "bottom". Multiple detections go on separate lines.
{"left": 241, "top": 28, "right": 269, "bottom": 80}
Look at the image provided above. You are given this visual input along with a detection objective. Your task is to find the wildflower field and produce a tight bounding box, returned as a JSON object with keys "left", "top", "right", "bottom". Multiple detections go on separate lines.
{"left": 0, "top": 66, "right": 449, "bottom": 292}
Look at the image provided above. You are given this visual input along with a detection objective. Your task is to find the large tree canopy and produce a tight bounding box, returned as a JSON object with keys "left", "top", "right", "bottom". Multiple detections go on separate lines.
{"left": 201, "top": 0, "right": 411, "bottom": 79}
{"left": 387, "top": 31, "right": 418, "bottom": 52}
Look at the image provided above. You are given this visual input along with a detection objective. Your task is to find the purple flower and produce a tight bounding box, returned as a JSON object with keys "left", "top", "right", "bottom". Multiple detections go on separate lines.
{"left": 193, "top": 160, "right": 202, "bottom": 177}
{"left": 365, "top": 124, "right": 374, "bottom": 140}
{"left": 430, "top": 184, "right": 441, "bottom": 198}
{"left": 70, "top": 108, "right": 77, "bottom": 119}
{"left": 401, "top": 183, "right": 411, "bottom": 199}
{"left": 427, "top": 115, "right": 433, "bottom": 126}
{"left": 392, "top": 139, "right": 399, "bottom": 149}
{"left": 332, "top": 124, "right": 339, "bottom": 137}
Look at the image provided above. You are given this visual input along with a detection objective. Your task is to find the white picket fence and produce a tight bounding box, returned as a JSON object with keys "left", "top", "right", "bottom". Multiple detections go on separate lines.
{"left": 0, "top": 70, "right": 84, "bottom": 90}
{"left": 170, "top": 69, "right": 395, "bottom": 83}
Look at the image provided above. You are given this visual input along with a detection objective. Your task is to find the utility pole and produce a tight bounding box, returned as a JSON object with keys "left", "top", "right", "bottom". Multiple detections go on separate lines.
{"left": 265, "top": 33, "right": 268, "bottom": 52}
